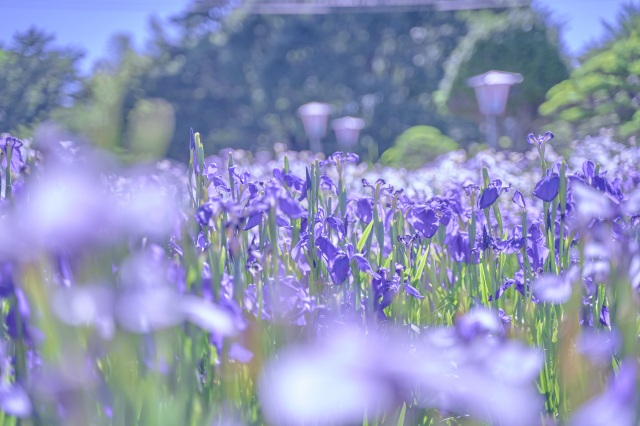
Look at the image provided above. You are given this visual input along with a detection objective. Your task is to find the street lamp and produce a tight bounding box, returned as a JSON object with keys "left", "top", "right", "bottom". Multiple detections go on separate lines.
{"left": 331, "top": 116, "right": 365, "bottom": 148}
{"left": 298, "top": 102, "right": 332, "bottom": 152}
{"left": 467, "top": 70, "right": 523, "bottom": 149}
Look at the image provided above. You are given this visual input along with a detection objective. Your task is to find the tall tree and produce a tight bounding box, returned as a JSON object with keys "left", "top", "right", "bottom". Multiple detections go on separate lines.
{"left": 102, "top": 1, "right": 570, "bottom": 161}
{"left": 0, "top": 28, "right": 83, "bottom": 135}
{"left": 437, "top": 6, "right": 570, "bottom": 149}
{"left": 141, "top": 4, "right": 468, "bottom": 161}
{"left": 539, "top": 4, "right": 640, "bottom": 143}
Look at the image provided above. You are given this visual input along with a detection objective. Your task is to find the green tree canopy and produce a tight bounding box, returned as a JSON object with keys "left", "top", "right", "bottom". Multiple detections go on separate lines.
{"left": 0, "top": 28, "right": 83, "bottom": 136}
{"left": 52, "top": 35, "right": 175, "bottom": 162}
{"left": 137, "top": 5, "right": 470, "bottom": 161}
{"left": 539, "top": 4, "right": 640, "bottom": 142}
{"left": 69, "top": 1, "right": 569, "bottom": 162}
{"left": 439, "top": 6, "right": 570, "bottom": 149}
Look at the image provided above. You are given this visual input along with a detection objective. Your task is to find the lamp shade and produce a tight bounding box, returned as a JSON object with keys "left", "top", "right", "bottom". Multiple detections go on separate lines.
{"left": 467, "top": 71, "right": 523, "bottom": 116}
{"left": 332, "top": 116, "right": 365, "bottom": 147}
{"left": 298, "top": 102, "right": 332, "bottom": 140}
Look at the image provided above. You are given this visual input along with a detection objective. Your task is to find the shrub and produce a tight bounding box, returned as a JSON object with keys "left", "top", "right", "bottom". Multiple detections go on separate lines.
{"left": 379, "top": 125, "right": 459, "bottom": 168}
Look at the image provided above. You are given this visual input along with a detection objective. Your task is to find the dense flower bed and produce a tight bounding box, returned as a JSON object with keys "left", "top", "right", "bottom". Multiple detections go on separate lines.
{"left": 0, "top": 129, "right": 637, "bottom": 425}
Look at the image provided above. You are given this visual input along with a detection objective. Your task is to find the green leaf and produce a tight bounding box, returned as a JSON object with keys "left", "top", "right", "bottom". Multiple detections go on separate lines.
{"left": 397, "top": 402, "right": 407, "bottom": 426}
{"left": 413, "top": 245, "right": 431, "bottom": 286}
{"left": 357, "top": 220, "right": 375, "bottom": 253}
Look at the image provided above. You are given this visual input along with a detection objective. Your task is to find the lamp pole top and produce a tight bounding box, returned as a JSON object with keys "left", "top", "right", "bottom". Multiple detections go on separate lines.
{"left": 298, "top": 102, "right": 333, "bottom": 117}
{"left": 332, "top": 116, "right": 365, "bottom": 130}
{"left": 466, "top": 70, "right": 523, "bottom": 88}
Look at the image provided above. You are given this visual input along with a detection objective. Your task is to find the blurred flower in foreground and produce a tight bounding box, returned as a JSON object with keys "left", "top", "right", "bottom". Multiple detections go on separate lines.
{"left": 259, "top": 313, "right": 542, "bottom": 426}
{"left": 569, "top": 358, "right": 638, "bottom": 426}
{"left": 0, "top": 384, "right": 32, "bottom": 418}
{"left": 571, "top": 182, "right": 616, "bottom": 225}
{"left": 0, "top": 140, "right": 184, "bottom": 259}
{"left": 575, "top": 329, "right": 619, "bottom": 366}
{"left": 52, "top": 284, "right": 116, "bottom": 339}
{"left": 0, "top": 166, "right": 117, "bottom": 257}
{"left": 533, "top": 272, "right": 573, "bottom": 304}
{"left": 259, "top": 328, "right": 394, "bottom": 426}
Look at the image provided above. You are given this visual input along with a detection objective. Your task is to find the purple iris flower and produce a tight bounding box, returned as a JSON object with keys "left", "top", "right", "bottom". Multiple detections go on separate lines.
{"left": 330, "top": 252, "right": 351, "bottom": 285}
{"left": 291, "top": 235, "right": 311, "bottom": 273}
{"left": 361, "top": 178, "right": 386, "bottom": 193}
{"left": 408, "top": 206, "right": 439, "bottom": 238}
{"left": 351, "top": 253, "right": 377, "bottom": 278}
{"left": 0, "top": 263, "right": 16, "bottom": 298}
{"left": 7, "top": 288, "right": 40, "bottom": 343}
{"left": 275, "top": 169, "right": 304, "bottom": 192}
{"left": 326, "top": 216, "right": 346, "bottom": 240}
{"left": 320, "top": 152, "right": 359, "bottom": 167}
{"left": 209, "top": 175, "right": 231, "bottom": 193}
{"left": 0, "top": 136, "right": 26, "bottom": 174}
{"left": 526, "top": 223, "right": 550, "bottom": 271}
{"left": 532, "top": 273, "right": 572, "bottom": 304}
{"left": 316, "top": 236, "right": 377, "bottom": 285}
{"left": 315, "top": 235, "right": 339, "bottom": 262}
{"left": 489, "top": 279, "right": 515, "bottom": 302}
{"left": 446, "top": 231, "right": 477, "bottom": 264}
{"left": 205, "top": 162, "right": 217, "bottom": 179}
{"left": 478, "top": 179, "right": 506, "bottom": 209}
{"left": 403, "top": 280, "right": 424, "bottom": 300}
{"left": 491, "top": 270, "right": 534, "bottom": 302}
{"left": 320, "top": 174, "right": 338, "bottom": 195}
{"left": 599, "top": 305, "right": 610, "bottom": 327}
{"left": 298, "top": 167, "right": 311, "bottom": 202}
{"left": 512, "top": 189, "right": 526, "bottom": 209}
{"left": 372, "top": 268, "right": 400, "bottom": 312}
{"left": 533, "top": 173, "right": 560, "bottom": 202}
{"left": 526, "top": 131, "right": 554, "bottom": 149}
{"left": 196, "top": 231, "right": 209, "bottom": 251}
{"left": 243, "top": 211, "right": 264, "bottom": 230}
{"left": 582, "top": 160, "right": 595, "bottom": 183}
{"left": 355, "top": 198, "right": 373, "bottom": 223}
{"left": 275, "top": 214, "right": 291, "bottom": 229}
{"left": 592, "top": 175, "right": 623, "bottom": 202}
{"left": 228, "top": 166, "right": 251, "bottom": 186}
{"left": 262, "top": 313, "right": 546, "bottom": 426}
{"left": 262, "top": 275, "right": 312, "bottom": 326}
{"left": 456, "top": 306, "right": 503, "bottom": 340}
{"left": 278, "top": 195, "right": 307, "bottom": 219}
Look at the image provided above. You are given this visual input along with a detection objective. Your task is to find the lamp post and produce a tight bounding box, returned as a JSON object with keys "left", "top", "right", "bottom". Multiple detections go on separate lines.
{"left": 467, "top": 70, "right": 523, "bottom": 149}
{"left": 331, "top": 116, "right": 365, "bottom": 148}
{"left": 298, "top": 102, "right": 332, "bottom": 153}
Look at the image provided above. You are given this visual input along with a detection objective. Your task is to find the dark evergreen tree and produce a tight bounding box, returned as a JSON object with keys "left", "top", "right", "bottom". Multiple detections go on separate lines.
{"left": 0, "top": 28, "right": 83, "bottom": 136}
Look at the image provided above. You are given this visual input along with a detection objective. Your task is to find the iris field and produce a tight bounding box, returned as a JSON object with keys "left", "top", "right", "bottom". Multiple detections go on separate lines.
{"left": 0, "top": 129, "right": 637, "bottom": 425}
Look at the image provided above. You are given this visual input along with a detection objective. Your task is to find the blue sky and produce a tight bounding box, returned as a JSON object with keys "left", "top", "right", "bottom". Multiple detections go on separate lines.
{"left": 0, "top": 0, "right": 635, "bottom": 73}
